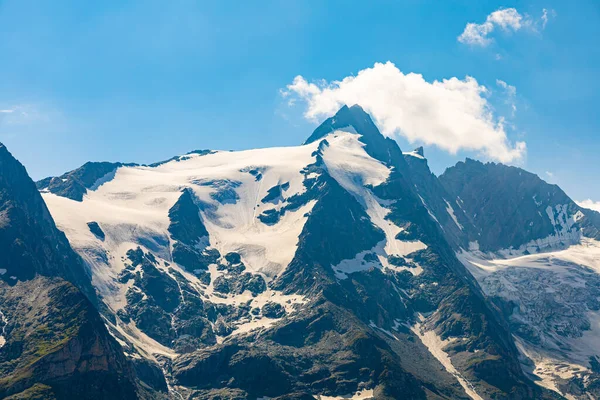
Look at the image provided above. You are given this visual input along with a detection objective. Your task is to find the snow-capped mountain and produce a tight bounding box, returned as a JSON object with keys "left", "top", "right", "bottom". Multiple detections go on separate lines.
{"left": 436, "top": 160, "right": 600, "bottom": 399}
{"left": 29, "top": 105, "right": 555, "bottom": 399}
{"left": 3, "top": 104, "right": 599, "bottom": 399}
{"left": 397, "top": 144, "right": 600, "bottom": 399}
{"left": 403, "top": 149, "right": 600, "bottom": 398}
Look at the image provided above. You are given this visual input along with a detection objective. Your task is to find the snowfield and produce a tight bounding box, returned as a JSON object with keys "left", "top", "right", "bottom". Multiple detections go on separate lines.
{"left": 458, "top": 238, "right": 600, "bottom": 398}
{"left": 43, "top": 140, "right": 324, "bottom": 355}
{"left": 41, "top": 129, "right": 427, "bottom": 357}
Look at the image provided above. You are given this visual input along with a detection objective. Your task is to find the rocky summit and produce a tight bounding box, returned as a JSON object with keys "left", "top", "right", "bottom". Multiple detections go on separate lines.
{"left": 1, "top": 106, "right": 599, "bottom": 399}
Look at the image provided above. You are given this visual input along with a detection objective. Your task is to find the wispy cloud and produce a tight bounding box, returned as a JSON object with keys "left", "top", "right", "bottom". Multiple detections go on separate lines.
{"left": 283, "top": 61, "right": 526, "bottom": 163}
{"left": 496, "top": 79, "right": 516, "bottom": 97}
{"left": 577, "top": 199, "right": 600, "bottom": 213}
{"left": 496, "top": 79, "right": 517, "bottom": 115}
{"left": 0, "top": 108, "right": 16, "bottom": 126}
{"left": 0, "top": 103, "right": 67, "bottom": 142}
{"left": 458, "top": 8, "right": 555, "bottom": 47}
{"left": 541, "top": 8, "right": 556, "bottom": 29}
{"left": 0, "top": 106, "right": 28, "bottom": 126}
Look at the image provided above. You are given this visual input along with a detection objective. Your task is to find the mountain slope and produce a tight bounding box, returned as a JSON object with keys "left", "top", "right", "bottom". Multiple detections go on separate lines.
{"left": 0, "top": 144, "right": 95, "bottom": 298}
{"left": 439, "top": 159, "right": 600, "bottom": 254}
{"left": 402, "top": 147, "right": 471, "bottom": 250}
{"left": 436, "top": 158, "right": 600, "bottom": 398}
{"left": 0, "top": 144, "right": 143, "bottom": 399}
{"left": 37, "top": 106, "right": 559, "bottom": 399}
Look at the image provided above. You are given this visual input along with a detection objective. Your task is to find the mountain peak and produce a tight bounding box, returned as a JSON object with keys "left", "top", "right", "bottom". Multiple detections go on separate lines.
{"left": 403, "top": 147, "right": 426, "bottom": 161}
{"left": 303, "top": 104, "right": 380, "bottom": 145}
{"left": 0, "top": 142, "right": 96, "bottom": 300}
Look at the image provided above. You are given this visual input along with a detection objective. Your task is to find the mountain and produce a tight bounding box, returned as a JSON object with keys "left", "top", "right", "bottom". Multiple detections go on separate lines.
{"left": 30, "top": 105, "right": 565, "bottom": 399}
{"left": 0, "top": 145, "right": 95, "bottom": 296}
{"left": 439, "top": 159, "right": 600, "bottom": 253}
{"left": 398, "top": 147, "right": 600, "bottom": 398}
{"left": 0, "top": 144, "right": 145, "bottom": 399}
{"left": 435, "top": 159, "right": 600, "bottom": 398}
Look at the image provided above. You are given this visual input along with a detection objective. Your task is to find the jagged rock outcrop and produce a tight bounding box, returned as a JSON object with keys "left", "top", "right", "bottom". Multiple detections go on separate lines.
{"left": 0, "top": 143, "right": 145, "bottom": 399}
{"left": 0, "top": 278, "right": 137, "bottom": 399}
{"left": 403, "top": 147, "right": 471, "bottom": 250}
{"left": 36, "top": 161, "right": 137, "bottom": 202}
{"left": 440, "top": 158, "right": 600, "bottom": 252}
{"left": 0, "top": 144, "right": 94, "bottom": 298}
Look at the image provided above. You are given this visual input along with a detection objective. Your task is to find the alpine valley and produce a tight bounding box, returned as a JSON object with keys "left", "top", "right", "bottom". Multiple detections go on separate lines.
{"left": 1, "top": 105, "right": 599, "bottom": 400}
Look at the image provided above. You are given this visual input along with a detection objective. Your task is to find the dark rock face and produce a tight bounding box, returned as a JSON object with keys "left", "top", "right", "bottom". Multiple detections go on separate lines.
{"left": 261, "top": 302, "right": 286, "bottom": 318}
{"left": 211, "top": 252, "right": 266, "bottom": 297}
{"left": 0, "top": 143, "right": 144, "bottom": 399}
{"left": 0, "top": 278, "right": 137, "bottom": 400}
{"left": 116, "top": 243, "right": 274, "bottom": 355}
{"left": 193, "top": 179, "right": 241, "bottom": 205}
{"left": 168, "top": 188, "right": 209, "bottom": 244}
{"left": 147, "top": 149, "right": 213, "bottom": 168}
{"left": 261, "top": 182, "right": 289, "bottom": 204}
{"left": 403, "top": 149, "right": 471, "bottom": 249}
{"left": 129, "top": 357, "right": 168, "bottom": 393}
{"left": 173, "top": 304, "right": 429, "bottom": 400}
{"left": 0, "top": 144, "right": 94, "bottom": 298}
{"left": 131, "top": 249, "right": 181, "bottom": 313}
{"left": 439, "top": 158, "right": 600, "bottom": 251}
{"left": 123, "top": 248, "right": 181, "bottom": 345}
{"left": 86, "top": 221, "right": 105, "bottom": 241}
{"left": 274, "top": 166, "right": 386, "bottom": 293}
{"left": 168, "top": 189, "right": 218, "bottom": 272}
{"left": 36, "top": 161, "right": 135, "bottom": 202}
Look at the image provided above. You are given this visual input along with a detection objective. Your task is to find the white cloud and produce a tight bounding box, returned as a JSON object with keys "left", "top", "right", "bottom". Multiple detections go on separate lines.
{"left": 577, "top": 199, "right": 600, "bottom": 213}
{"left": 458, "top": 8, "right": 553, "bottom": 47}
{"left": 284, "top": 61, "right": 526, "bottom": 163}
{"left": 545, "top": 171, "right": 554, "bottom": 178}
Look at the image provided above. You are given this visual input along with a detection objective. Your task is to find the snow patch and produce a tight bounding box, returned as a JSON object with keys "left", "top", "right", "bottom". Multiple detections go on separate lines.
{"left": 369, "top": 320, "right": 399, "bottom": 341}
{"left": 444, "top": 199, "right": 463, "bottom": 230}
{"left": 403, "top": 150, "right": 425, "bottom": 160}
{"left": 411, "top": 315, "right": 483, "bottom": 400}
{"left": 322, "top": 130, "right": 427, "bottom": 270}
{"left": 418, "top": 194, "right": 440, "bottom": 226}
{"left": 259, "top": 389, "right": 375, "bottom": 400}
{"left": 315, "top": 388, "right": 375, "bottom": 400}
{"left": 0, "top": 310, "right": 7, "bottom": 349}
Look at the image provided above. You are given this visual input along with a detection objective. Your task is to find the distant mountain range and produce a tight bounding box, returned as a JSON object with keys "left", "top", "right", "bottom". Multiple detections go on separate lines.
{"left": 1, "top": 105, "right": 599, "bottom": 399}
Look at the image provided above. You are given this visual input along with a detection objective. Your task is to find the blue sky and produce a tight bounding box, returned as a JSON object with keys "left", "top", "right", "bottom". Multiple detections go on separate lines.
{"left": 0, "top": 0, "right": 598, "bottom": 202}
